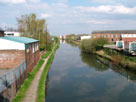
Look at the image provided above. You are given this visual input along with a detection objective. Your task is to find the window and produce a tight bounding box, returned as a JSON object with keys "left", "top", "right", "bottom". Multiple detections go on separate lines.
{"left": 37, "top": 43, "right": 39, "bottom": 50}
{"left": 32, "top": 44, "right": 35, "bottom": 53}
{"left": 26, "top": 48, "right": 29, "bottom": 53}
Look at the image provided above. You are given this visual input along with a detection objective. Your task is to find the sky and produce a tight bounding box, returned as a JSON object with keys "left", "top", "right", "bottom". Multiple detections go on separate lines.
{"left": 0, "top": 0, "right": 136, "bottom": 35}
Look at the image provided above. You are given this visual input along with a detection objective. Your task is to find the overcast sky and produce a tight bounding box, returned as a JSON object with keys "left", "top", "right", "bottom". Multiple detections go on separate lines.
{"left": 0, "top": 0, "right": 136, "bottom": 35}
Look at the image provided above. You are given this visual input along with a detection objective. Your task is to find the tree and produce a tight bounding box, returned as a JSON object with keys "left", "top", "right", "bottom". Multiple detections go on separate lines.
{"left": 17, "top": 13, "right": 53, "bottom": 50}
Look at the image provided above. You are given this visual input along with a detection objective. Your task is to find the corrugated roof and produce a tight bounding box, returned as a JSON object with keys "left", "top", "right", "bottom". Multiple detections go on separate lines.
{"left": 0, "top": 36, "right": 38, "bottom": 44}
{"left": 92, "top": 30, "right": 136, "bottom": 34}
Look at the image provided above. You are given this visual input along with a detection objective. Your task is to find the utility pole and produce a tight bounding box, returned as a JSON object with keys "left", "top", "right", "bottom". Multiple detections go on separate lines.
{"left": 45, "top": 25, "right": 48, "bottom": 50}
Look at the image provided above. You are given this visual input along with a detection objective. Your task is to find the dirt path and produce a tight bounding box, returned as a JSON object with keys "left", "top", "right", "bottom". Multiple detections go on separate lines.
{"left": 22, "top": 58, "right": 48, "bottom": 102}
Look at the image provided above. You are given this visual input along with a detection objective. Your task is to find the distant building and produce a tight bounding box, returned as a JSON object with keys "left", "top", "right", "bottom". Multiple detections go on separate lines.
{"left": 92, "top": 30, "right": 136, "bottom": 43}
{"left": 0, "top": 36, "right": 40, "bottom": 73}
{"left": 0, "top": 30, "right": 4, "bottom": 37}
{"left": 79, "top": 35, "right": 91, "bottom": 40}
{"left": 4, "top": 31, "right": 21, "bottom": 36}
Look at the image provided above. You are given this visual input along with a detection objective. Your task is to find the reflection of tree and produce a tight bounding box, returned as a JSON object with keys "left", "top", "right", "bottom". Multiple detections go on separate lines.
{"left": 80, "top": 52, "right": 109, "bottom": 72}
{"left": 80, "top": 52, "right": 136, "bottom": 82}
{"left": 66, "top": 41, "right": 79, "bottom": 47}
{"left": 111, "top": 65, "right": 136, "bottom": 82}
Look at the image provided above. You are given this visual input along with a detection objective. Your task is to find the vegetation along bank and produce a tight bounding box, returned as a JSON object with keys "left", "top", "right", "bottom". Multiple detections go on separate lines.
{"left": 80, "top": 38, "right": 136, "bottom": 71}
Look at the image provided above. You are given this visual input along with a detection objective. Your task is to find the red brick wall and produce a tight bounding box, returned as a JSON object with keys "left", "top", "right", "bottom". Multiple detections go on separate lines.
{"left": 0, "top": 50, "right": 25, "bottom": 69}
{"left": 25, "top": 42, "right": 40, "bottom": 73}
{"left": 91, "top": 33, "right": 121, "bottom": 42}
{"left": 122, "top": 38, "right": 136, "bottom": 44}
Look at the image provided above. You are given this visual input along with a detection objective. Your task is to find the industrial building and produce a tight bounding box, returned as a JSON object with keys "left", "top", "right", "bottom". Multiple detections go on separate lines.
{"left": 4, "top": 31, "right": 21, "bottom": 36}
{"left": 92, "top": 30, "right": 136, "bottom": 43}
{"left": 0, "top": 36, "right": 40, "bottom": 73}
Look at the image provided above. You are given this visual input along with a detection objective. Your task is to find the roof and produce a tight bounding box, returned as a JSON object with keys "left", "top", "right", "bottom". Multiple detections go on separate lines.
{"left": 0, "top": 36, "right": 39, "bottom": 44}
{"left": 92, "top": 30, "right": 136, "bottom": 34}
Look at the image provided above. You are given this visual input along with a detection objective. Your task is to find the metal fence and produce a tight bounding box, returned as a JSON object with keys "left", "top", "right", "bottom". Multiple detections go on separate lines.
{"left": 0, "top": 61, "right": 26, "bottom": 93}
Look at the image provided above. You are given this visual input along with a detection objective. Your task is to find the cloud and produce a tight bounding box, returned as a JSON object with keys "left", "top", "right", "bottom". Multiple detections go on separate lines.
{"left": 76, "top": 5, "right": 136, "bottom": 14}
{"left": 41, "top": 13, "right": 52, "bottom": 18}
{"left": 87, "top": 20, "right": 107, "bottom": 24}
{"left": 0, "top": 0, "right": 26, "bottom": 4}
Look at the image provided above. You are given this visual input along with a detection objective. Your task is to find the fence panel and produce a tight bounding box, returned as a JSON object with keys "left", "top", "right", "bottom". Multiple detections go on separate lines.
{"left": 0, "top": 61, "right": 26, "bottom": 93}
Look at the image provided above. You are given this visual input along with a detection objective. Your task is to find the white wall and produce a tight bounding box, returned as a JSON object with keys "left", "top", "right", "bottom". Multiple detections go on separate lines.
{"left": 0, "top": 38, "right": 25, "bottom": 50}
{"left": 121, "top": 34, "right": 136, "bottom": 38}
{"left": 80, "top": 36, "right": 91, "bottom": 40}
{"left": 4, "top": 31, "right": 21, "bottom": 36}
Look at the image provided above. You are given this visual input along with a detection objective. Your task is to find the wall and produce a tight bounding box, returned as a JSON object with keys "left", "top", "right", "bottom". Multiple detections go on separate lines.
{"left": 4, "top": 32, "right": 21, "bottom": 37}
{"left": 0, "top": 61, "right": 26, "bottom": 102}
{"left": 0, "top": 39, "right": 25, "bottom": 50}
{"left": 0, "top": 31, "right": 4, "bottom": 37}
{"left": 0, "top": 50, "right": 25, "bottom": 69}
{"left": 91, "top": 33, "right": 121, "bottom": 42}
{"left": 25, "top": 42, "right": 40, "bottom": 73}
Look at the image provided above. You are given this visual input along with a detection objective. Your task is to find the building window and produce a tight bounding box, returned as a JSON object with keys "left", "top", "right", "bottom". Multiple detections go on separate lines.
{"left": 26, "top": 48, "right": 29, "bottom": 53}
{"left": 33, "top": 44, "right": 35, "bottom": 53}
{"left": 37, "top": 43, "right": 39, "bottom": 50}
{"left": 111, "top": 35, "right": 113, "bottom": 38}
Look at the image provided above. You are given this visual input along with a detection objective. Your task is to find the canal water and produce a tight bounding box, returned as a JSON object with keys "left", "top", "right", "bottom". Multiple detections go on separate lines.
{"left": 45, "top": 43, "right": 136, "bottom": 102}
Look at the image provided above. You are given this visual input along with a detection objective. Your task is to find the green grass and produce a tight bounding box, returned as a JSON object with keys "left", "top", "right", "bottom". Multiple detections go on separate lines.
{"left": 41, "top": 51, "right": 51, "bottom": 59}
{"left": 37, "top": 54, "right": 54, "bottom": 102}
{"left": 54, "top": 42, "right": 60, "bottom": 51}
{"left": 12, "top": 59, "right": 44, "bottom": 102}
{"left": 36, "top": 42, "right": 59, "bottom": 102}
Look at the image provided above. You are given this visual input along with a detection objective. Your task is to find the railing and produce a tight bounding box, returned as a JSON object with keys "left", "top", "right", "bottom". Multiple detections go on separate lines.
{"left": 0, "top": 61, "right": 26, "bottom": 93}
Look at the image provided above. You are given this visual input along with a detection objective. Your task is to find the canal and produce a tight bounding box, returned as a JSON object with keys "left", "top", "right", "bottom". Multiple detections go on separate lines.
{"left": 45, "top": 43, "right": 136, "bottom": 102}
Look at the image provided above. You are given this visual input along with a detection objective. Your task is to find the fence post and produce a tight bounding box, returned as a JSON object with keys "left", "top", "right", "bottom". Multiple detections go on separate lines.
{"left": 23, "top": 67, "right": 25, "bottom": 81}
{"left": 19, "top": 68, "right": 21, "bottom": 86}
{"left": 5, "top": 77, "right": 8, "bottom": 101}
{"left": 14, "top": 74, "right": 17, "bottom": 93}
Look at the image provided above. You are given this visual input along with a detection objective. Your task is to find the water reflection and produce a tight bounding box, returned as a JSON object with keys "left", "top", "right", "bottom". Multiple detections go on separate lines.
{"left": 80, "top": 52, "right": 109, "bottom": 72}
{"left": 81, "top": 51, "right": 136, "bottom": 83}
{"left": 45, "top": 43, "right": 136, "bottom": 102}
{"left": 111, "top": 65, "right": 136, "bottom": 82}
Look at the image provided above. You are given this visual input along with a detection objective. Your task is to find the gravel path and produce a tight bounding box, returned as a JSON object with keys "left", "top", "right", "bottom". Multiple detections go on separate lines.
{"left": 22, "top": 58, "right": 48, "bottom": 102}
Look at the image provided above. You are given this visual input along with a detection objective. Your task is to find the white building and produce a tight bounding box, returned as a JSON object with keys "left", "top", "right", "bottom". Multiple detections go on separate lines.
{"left": 79, "top": 36, "right": 91, "bottom": 40}
{"left": 4, "top": 31, "right": 21, "bottom": 36}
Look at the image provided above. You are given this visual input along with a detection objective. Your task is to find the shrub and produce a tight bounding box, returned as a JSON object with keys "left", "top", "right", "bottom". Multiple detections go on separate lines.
{"left": 80, "top": 38, "right": 109, "bottom": 53}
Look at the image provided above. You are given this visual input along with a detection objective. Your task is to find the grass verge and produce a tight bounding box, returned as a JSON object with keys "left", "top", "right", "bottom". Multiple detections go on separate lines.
{"left": 41, "top": 51, "right": 51, "bottom": 59}
{"left": 36, "top": 53, "right": 54, "bottom": 102}
{"left": 12, "top": 59, "right": 44, "bottom": 102}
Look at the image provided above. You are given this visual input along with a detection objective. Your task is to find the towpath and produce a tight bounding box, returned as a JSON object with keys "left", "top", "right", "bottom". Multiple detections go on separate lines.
{"left": 22, "top": 57, "right": 48, "bottom": 102}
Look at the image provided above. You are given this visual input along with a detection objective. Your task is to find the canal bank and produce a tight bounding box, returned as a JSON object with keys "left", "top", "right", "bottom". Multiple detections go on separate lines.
{"left": 12, "top": 42, "right": 59, "bottom": 102}
{"left": 45, "top": 43, "right": 136, "bottom": 102}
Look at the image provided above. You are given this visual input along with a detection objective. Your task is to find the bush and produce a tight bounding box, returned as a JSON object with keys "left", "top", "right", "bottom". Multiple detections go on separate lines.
{"left": 80, "top": 38, "right": 109, "bottom": 53}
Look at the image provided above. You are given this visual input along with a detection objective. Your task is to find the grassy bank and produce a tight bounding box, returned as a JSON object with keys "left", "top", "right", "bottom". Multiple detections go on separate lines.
{"left": 36, "top": 54, "right": 54, "bottom": 102}
{"left": 96, "top": 48, "right": 136, "bottom": 71}
{"left": 12, "top": 39, "right": 60, "bottom": 102}
{"left": 37, "top": 41, "right": 59, "bottom": 102}
{"left": 41, "top": 51, "right": 51, "bottom": 59}
{"left": 12, "top": 59, "right": 44, "bottom": 102}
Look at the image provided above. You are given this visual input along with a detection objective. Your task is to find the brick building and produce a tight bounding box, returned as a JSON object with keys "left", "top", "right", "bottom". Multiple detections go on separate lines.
{"left": 92, "top": 30, "right": 136, "bottom": 43}
{"left": 0, "top": 30, "right": 4, "bottom": 37}
{"left": 0, "top": 36, "right": 40, "bottom": 73}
